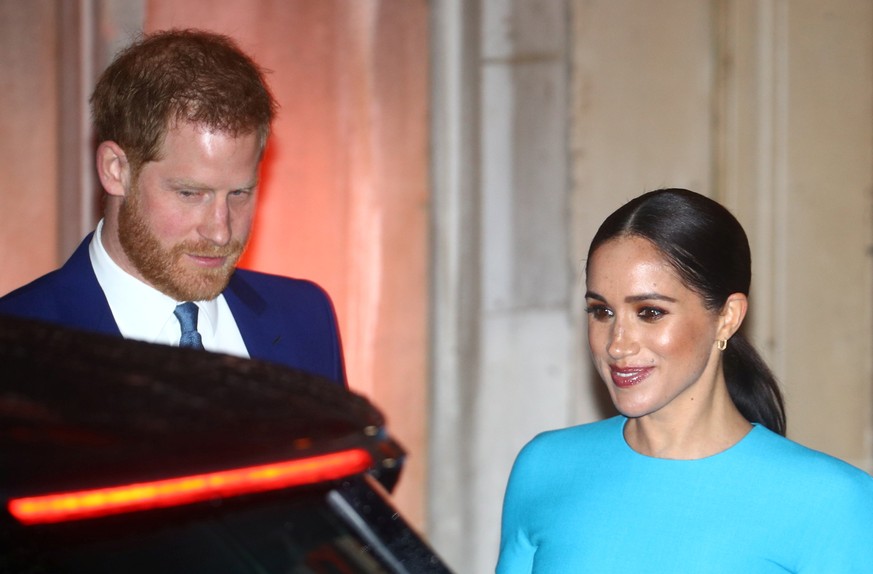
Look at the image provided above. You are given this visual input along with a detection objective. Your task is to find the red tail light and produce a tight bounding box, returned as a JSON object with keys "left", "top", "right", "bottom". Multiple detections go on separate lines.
{"left": 8, "top": 448, "right": 373, "bottom": 525}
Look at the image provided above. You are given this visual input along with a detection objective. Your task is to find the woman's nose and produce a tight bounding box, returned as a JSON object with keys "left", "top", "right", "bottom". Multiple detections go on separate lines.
{"left": 607, "top": 322, "right": 639, "bottom": 360}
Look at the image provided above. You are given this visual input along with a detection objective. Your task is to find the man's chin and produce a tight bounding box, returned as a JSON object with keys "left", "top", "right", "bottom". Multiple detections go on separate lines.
{"left": 185, "top": 276, "right": 234, "bottom": 301}
{"left": 153, "top": 269, "right": 235, "bottom": 302}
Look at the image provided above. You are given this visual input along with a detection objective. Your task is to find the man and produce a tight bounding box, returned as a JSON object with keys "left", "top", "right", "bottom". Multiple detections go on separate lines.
{"left": 0, "top": 29, "right": 346, "bottom": 386}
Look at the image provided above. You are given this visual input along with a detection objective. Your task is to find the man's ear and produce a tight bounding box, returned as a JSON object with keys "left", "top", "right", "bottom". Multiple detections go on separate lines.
{"left": 718, "top": 293, "right": 748, "bottom": 341}
{"left": 96, "top": 141, "right": 131, "bottom": 197}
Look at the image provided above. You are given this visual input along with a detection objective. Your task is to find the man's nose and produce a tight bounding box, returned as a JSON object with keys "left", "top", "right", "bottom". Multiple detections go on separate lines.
{"left": 198, "top": 197, "right": 231, "bottom": 246}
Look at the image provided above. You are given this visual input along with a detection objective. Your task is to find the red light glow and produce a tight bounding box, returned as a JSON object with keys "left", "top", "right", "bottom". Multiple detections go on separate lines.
{"left": 8, "top": 448, "right": 373, "bottom": 525}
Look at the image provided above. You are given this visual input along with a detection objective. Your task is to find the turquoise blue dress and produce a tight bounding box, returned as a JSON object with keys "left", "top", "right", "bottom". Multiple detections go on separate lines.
{"left": 497, "top": 416, "right": 873, "bottom": 573}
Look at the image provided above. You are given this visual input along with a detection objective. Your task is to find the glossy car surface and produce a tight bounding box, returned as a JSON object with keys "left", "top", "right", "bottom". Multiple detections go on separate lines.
{"left": 0, "top": 315, "right": 451, "bottom": 573}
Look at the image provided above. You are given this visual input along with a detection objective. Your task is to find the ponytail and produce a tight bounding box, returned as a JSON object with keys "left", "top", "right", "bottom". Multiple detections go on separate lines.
{"left": 722, "top": 332, "right": 786, "bottom": 436}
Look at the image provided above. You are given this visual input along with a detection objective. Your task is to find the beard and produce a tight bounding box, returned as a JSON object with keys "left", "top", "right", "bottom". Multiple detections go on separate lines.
{"left": 117, "top": 188, "right": 246, "bottom": 302}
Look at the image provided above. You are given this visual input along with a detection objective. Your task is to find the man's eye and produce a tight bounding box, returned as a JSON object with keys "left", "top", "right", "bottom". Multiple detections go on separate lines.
{"left": 638, "top": 307, "right": 665, "bottom": 321}
{"left": 229, "top": 189, "right": 254, "bottom": 201}
{"left": 585, "top": 305, "right": 613, "bottom": 321}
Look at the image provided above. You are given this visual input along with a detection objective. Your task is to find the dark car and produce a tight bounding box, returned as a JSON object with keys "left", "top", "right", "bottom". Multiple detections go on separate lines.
{"left": 0, "top": 315, "right": 452, "bottom": 573}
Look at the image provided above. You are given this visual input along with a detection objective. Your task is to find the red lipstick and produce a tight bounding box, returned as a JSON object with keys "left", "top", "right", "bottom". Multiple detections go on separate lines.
{"left": 610, "top": 366, "right": 652, "bottom": 388}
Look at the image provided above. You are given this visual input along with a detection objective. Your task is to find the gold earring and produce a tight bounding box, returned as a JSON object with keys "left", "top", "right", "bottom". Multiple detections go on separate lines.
{"left": 717, "top": 339, "right": 727, "bottom": 351}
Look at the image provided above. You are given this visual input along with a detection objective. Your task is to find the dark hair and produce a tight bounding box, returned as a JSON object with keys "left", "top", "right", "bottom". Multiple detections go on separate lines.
{"left": 586, "top": 188, "right": 786, "bottom": 435}
{"left": 90, "top": 28, "right": 278, "bottom": 178}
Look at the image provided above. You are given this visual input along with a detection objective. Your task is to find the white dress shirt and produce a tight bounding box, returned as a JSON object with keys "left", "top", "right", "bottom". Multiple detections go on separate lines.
{"left": 89, "top": 219, "right": 250, "bottom": 358}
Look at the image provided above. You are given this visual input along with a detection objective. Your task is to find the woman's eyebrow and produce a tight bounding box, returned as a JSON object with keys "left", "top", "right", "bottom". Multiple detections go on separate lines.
{"left": 584, "top": 290, "right": 605, "bottom": 302}
{"left": 625, "top": 293, "right": 678, "bottom": 303}
{"left": 584, "top": 291, "right": 677, "bottom": 303}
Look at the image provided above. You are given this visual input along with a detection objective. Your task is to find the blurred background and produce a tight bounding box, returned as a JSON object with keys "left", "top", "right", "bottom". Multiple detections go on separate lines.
{"left": 1, "top": 1, "right": 871, "bottom": 572}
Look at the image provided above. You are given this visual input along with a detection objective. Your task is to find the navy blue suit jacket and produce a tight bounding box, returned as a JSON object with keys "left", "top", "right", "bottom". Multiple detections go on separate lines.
{"left": 0, "top": 234, "right": 346, "bottom": 386}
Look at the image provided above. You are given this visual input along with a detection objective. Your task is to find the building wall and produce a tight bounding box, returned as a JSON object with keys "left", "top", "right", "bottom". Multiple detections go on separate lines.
{"left": 0, "top": 0, "right": 60, "bottom": 295}
{"left": 715, "top": 0, "right": 873, "bottom": 468}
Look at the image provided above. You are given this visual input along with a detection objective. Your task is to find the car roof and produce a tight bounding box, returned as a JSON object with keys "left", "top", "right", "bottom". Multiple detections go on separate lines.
{"left": 0, "top": 315, "right": 402, "bottom": 500}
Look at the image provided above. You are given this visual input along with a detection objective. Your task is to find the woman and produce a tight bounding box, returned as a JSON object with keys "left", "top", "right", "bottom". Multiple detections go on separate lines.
{"left": 496, "top": 189, "right": 873, "bottom": 573}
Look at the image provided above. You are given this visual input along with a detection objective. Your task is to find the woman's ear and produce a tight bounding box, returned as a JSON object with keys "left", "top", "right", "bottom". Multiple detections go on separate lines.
{"left": 95, "top": 141, "right": 131, "bottom": 197}
{"left": 718, "top": 293, "right": 748, "bottom": 341}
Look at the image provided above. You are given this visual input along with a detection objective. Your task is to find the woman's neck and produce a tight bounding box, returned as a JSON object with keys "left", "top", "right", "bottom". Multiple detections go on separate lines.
{"left": 623, "top": 389, "right": 752, "bottom": 460}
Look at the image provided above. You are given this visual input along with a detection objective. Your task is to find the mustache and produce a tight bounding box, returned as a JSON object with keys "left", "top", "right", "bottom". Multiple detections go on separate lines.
{"left": 173, "top": 239, "right": 246, "bottom": 258}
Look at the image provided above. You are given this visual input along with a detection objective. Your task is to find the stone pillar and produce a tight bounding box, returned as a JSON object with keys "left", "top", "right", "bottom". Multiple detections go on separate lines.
{"left": 430, "top": 1, "right": 575, "bottom": 571}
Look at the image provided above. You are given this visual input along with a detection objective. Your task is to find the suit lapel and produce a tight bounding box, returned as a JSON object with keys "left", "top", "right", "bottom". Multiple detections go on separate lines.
{"left": 223, "top": 271, "right": 278, "bottom": 363}
{"left": 62, "top": 234, "right": 122, "bottom": 336}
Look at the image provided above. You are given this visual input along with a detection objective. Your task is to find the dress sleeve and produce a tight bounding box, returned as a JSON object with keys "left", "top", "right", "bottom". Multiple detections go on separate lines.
{"left": 797, "top": 469, "right": 873, "bottom": 573}
{"left": 495, "top": 441, "right": 539, "bottom": 574}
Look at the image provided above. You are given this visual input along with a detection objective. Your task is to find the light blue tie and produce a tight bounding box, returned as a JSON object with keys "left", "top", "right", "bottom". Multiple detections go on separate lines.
{"left": 174, "top": 302, "right": 204, "bottom": 349}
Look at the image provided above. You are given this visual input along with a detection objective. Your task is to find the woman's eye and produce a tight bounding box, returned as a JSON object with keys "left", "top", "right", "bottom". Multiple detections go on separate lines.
{"left": 638, "top": 307, "right": 665, "bottom": 321}
{"left": 585, "top": 305, "right": 613, "bottom": 321}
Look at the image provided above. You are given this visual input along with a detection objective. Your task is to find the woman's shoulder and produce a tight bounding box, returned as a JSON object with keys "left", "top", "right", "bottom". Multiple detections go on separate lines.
{"left": 747, "top": 426, "right": 873, "bottom": 501}
{"left": 516, "top": 416, "right": 625, "bottom": 462}
{"left": 505, "top": 417, "right": 625, "bottom": 489}
{"left": 750, "top": 426, "right": 868, "bottom": 472}
{"left": 745, "top": 429, "right": 873, "bottom": 566}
